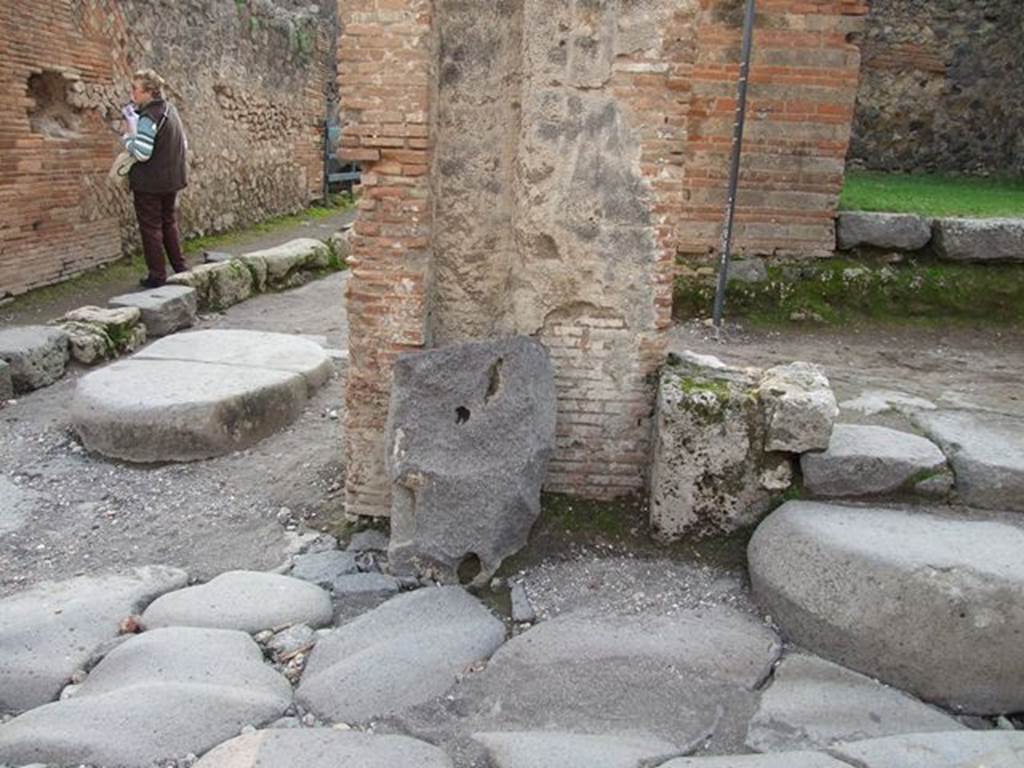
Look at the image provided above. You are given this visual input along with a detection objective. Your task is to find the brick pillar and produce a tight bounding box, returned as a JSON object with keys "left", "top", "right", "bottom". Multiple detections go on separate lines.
{"left": 340, "top": 0, "right": 434, "bottom": 517}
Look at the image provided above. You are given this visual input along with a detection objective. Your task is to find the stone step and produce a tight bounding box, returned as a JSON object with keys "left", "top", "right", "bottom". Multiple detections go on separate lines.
{"left": 0, "top": 626, "right": 292, "bottom": 767}
{"left": 108, "top": 284, "right": 198, "bottom": 337}
{"left": 749, "top": 501, "right": 1024, "bottom": 714}
{"left": 912, "top": 409, "right": 1024, "bottom": 512}
{"left": 71, "top": 329, "right": 332, "bottom": 462}
{"left": 800, "top": 423, "right": 949, "bottom": 498}
{"left": 0, "top": 325, "right": 69, "bottom": 393}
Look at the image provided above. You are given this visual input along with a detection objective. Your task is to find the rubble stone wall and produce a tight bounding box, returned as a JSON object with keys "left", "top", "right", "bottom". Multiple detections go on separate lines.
{"left": 0, "top": 0, "right": 337, "bottom": 299}
{"left": 850, "top": 0, "right": 1024, "bottom": 175}
{"left": 342, "top": 0, "right": 867, "bottom": 515}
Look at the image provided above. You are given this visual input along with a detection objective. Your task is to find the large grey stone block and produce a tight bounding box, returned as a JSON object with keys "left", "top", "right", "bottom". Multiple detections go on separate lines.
{"left": 837, "top": 211, "right": 932, "bottom": 251}
{"left": 746, "top": 653, "right": 962, "bottom": 753}
{"left": 933, "top": 217, "right": 1024, "bottom": 263}
{"left": 142, "top": 570, "right": 333, "bottom": 633}
{"left": 108, "top": 284, "right": 197, "bottom": 337}
{"left": 386, "top": 336, "right": 556, "bottom": 586}
{"left": 749, "top": 501, "right": 1024, "bottom": 714}
{"left": 912, "top": 409, "right": 1024, "bottom": 512}
{"left": 830, "top": 731, "right": 1024, "bottom": 768}
{"left": 0, "top": 566, "right": 187, "bottom": 713}
{"left": 0, "top": 627, "right": 292, "bottom": 767}
{"left": 297, "top": 587, "right": 506, "bottom": 723}
{"left": 0, "top": 325, "right": 69, "bottom": 392}
{"left": 801, "top": 424, "right": 948, "bottom": 498}
{"left": 757, "top": 362, "right": 837, "bottom": 453}
{"left": 196, "top": 730, "right": 454, "bottom": 768}
{"left": 473, "top": 731, "right": 680, "bottom": 768}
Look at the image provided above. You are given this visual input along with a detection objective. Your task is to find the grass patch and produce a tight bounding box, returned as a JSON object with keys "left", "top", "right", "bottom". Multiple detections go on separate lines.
{"left": 841, "top": 171, "right": 1024, "bottom": 218}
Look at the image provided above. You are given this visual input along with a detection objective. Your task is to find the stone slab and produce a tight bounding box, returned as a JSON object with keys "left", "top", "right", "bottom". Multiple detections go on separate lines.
{"left": 0, "top": 566, "right": 187, "bottom": 713}
{"left": 142, "top": 570, "right": 333, "bottom": 633}
{"left": 71, "top": 330, "right": 331, "bottom": 462}
{"left": 912, "top": 410, "right": 1024, "bottom": 512}
{"left": 0, "top": 325, "right": 69, "bottom": 393}
{"left": 829, "top": 731, "right": 1024, "bottom": 768}
{"left": 296, "top": 586, "right": 506, "bottom": 723}
{"left": 837, "top": 211, "right": 932, "bottom": 251}
{"left": 473, "top": 731, "right": 681, "bottom": 768}
{"left": 746, "top": 653, "right": 962, "bottom": 752}
{"left": 0, "top": 627, "right": 291, "bottom": 767}
{"left": 663, "top": 754, "right": 848, "bottom": 768}
{"left": 195, "top": 730, "right": 454, "bottom": 768}
{"left": 289, "top": 550, "right": 360, "bottom": 591}
{"left": 933, "top": 217, "right": 1024, "bottom": 263}
{"left": 801, "top": 424, "right": 947, "bottom": 497}
{"left": 109, "top": 285, "right": 198, "bottom": 337}
{"left": 240, "top": 238, "right": 330, "bottom": 287}
{"left": 749, "top": 501, "right": 1024, "bottom": 713}
{"left": 330, "top": 572, "right": 401, "bottom": 595}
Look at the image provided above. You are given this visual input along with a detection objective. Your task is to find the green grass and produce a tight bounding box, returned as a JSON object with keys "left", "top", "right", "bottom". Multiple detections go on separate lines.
{"left": 841, "top": 171, "right": 1024, "bottom": 218}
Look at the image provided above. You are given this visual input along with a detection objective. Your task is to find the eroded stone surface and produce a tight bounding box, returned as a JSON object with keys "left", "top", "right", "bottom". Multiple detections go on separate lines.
{"left": 168, "top": 260, "right": 255, "bottom": 310}
{"left": 0, "top": 566, "right": 187, "bottom": 713}
{"left": 933, "top": 218, "right": 1024, "bottom": 263}
{"left": 109, "top": 285, "right": 198, "bottom": 337}
{"left": 297, "top": 587, "right": 506, "bottom": 723}
{"left": 142, "top": 571, "right": 333, "bottom": 632}
{"left": 0, "top": 359, "right": 11, "bottom": 400}
{"left": 829, "top": 731, "right": 1024, "bottom": 768}
{"left": 0, "top": 627, "right": 291, "bottom": 767}
{"left": 473, "top": 731, "right": 681, "bottom": 768}
{"left": 289, "top": 550, "right": 359, "bottom": 591}
{"left": 757, "top": 362, "right": 837, "bottom": 453}
{"left": 837, "top": 211, "right": 932, "bottom": 251}
{"left": 746, "top": 653, "right": 962, "bottom": 752}
{"left": 386, "top": 337, "right": 556, "bottom": 585}
{"left": 749, "top": 501, "right": 1024, "bottom": 714}
{"left": 663, "top": 754, "right": 848, "bottom": 768}
{"left": 240, "top": 239, "right": 331, "bottom": 289}
{"left": 0, "top": 325, "right": 69, "bottom": 393}
{"left": 58, "top": 306, "right": 147, "bottom": 365}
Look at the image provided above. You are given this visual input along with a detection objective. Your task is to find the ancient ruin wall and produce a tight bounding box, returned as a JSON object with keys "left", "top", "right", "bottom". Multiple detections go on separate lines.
{"left": 0, "top": 0, "right": 336, "bottom": 299}
{"left": 850, "top": 0, "right": 1024, "bottom": 176}
{"left": 342, "top": 0, "right": 867, "bottom": 516}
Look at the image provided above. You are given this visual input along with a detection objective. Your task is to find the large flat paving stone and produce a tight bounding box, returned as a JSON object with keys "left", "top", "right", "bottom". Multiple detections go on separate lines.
{"left": 801, "top": 424, "right": 947, "bottom": 498}
{"left": 830, "top": 731, "right": 1024, "bottom": 768}
{"left": 912, "top": 409, "right": 1024, "bottom": 512}
{"left": 473, "top": 731, "right": 681, "bottom": 768}
{"left": 749, "top": 501, "right": 1024, "bottom": 714}
{"left": 71, "top": 330, "right": 331, "bottom": 462}
{"left": 296, "top": 586, "right": 506, "bottom": 723}
{"left": 196, "top": 730, "right": 454, "bottom": 768}
{"left": 0, "top": 565, "right": 187, "bottom": 713}
{"left": 0, "top": 627, "right": 291, "bottom": 767}
{"left": 142, "top": 570, "right": 333, "bottom": 633}
{"left": 0, "top": 325, "right": 69, "bottom": 392}
{"left": 108, "top": 284, "right": 197, "bottom": 337}
{"left": 745, "top": 653, "right": 962, "bottom": 752}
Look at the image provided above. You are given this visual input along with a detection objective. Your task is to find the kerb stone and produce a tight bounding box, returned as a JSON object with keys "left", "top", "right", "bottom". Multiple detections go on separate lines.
{"left": 837, "top": 211, "right": 932, "bottom": 251}
{"left": 109, "top": 285, "right": 198, "bottom": 337}
{"left": 933, "top": 218, "right": 1024, "bottom": 263}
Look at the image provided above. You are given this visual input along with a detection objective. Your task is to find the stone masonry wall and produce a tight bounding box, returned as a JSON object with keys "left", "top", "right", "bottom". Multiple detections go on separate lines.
{"left": 0, "top": 0, "right": 336, "bottom": 299}
{"left": 342, "top": 0, "right": 866, "bottom": 515}
{"left": 850, "top": 0, "right": 1024, "bottom": 176}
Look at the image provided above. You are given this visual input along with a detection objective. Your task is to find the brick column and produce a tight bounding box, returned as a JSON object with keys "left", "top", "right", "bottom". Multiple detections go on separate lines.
{"left": 339, "top": 0, "right": 434, "bottom": 517}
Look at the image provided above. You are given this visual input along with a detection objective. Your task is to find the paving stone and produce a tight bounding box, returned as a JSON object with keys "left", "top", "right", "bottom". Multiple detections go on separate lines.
{"left": 829, "top": 731, "right": 1024, "bottom": 768}
{"left": 663, "top": 753, "right": 848, "bottom": 768}
{"left": 296, "top": 586, "right": 506, "bottom": 723}
{"left": 167, "top": 260, "right": 255, "bottom": 310}
{"left": 0, "top": 566, "right": 187, "bottom": 713}
{"left": 0, "top": 627, "right": 292, "bottom": 767}
{"left": 912, "top": 410, "right": 1024, "bottom": 512}
{"left": 749, "top": 501, "right": 1024, "bottom": 714}
{"left": 0, "top": 359, "right": 11, "bottom": 400}
{"left": 839, "top": 389, "right": 937, "bottom": 416}
{"left": 289, "top": 550, "right": 360, "bottom": 591}
{"left": 346, "top": 529, "right": 390, "bottom": 552}
{"left": 0, "top": 325, "right": 69, "bottom": 393}
{"left": 195, "top": 729, "right": 454, "bottom": 768}
{"left": 387, "top": 336, "right": 556, "bottom": 586}
{"left": 756, "top": 362, "right": 838, "bottom": 453}
{"left": 801, "top": 424, "right": 947, "bottom": 497}
{"left": 473, "top": 731, "right": 681, "bottom": 768}
{"left": 837, "top": 211, "right": 932, "bottom": 251}
{"left": 330, "top": 572, "right": 401, "bottom": 595}
{"left": 933, "top": 217, "right": 1024, "bottom": 263}
{"left": 0, "top": 476, "right": 39, "bottom": 537}
{"left": 108, "top": 284, "right": 198, "bottom": 337}
{"left": 509, "top": 582, "right": 536, "bottom": 623}
{"left": 746, "top": 653, "right": 963, "bottom": 752}
{"left": 71, "top": 330, "right": 331, "bottom": 462}
{"left": 142, "top": 570, "right": 333, "bottom": 633}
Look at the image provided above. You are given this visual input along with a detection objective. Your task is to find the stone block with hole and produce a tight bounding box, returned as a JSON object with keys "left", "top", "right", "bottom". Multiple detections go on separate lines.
{"left": 385, "top": 336, "right": 556, "bottom": 587}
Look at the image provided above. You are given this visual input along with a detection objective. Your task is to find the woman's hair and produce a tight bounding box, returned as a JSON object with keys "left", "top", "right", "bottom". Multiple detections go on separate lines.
{"left": 132, "top": 69, "right": 165, "bottom": 99}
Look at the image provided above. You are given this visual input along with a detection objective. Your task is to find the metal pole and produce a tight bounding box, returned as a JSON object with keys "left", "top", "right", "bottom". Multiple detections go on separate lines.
{"left": 712, "top": 0, "right": 758, "bottom": 330}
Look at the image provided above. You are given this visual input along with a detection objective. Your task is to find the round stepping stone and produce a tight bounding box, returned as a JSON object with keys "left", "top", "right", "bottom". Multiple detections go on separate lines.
{"left": 0, "top": 325, "right": 69, "bottom": 392}
{"left": 0, "top": 627, "right": 291, "bottom": 767}
{"left": 0, "top": 566, "right": 187, "bottom": 713}
{"left": 800, "top": 424, "right": 947, "bottom": 498}
{"left": 71, "top": 329, "right": 331, "bottom": 462}
{"left": 473, "top": 731, "right": 680, "bottom": 768}
{"left": 745, "top": 653, "right": 962, "bottom": 753}
{"left": 142, "top": 570, "right": 333, "bottom": 633}
{"left": 296, "top": 586, "right": 506, "bottom": 723}
{"left": 195, "top": 729, "right": 454, "bottom": 767}
{"left": 749, "top": 501, "right": 1024, "bottom": 714}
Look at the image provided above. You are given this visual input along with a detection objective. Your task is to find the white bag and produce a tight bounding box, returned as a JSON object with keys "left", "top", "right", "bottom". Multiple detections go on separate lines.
{"left": 108, "top": 150, "right": 136, "bottom": 186}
